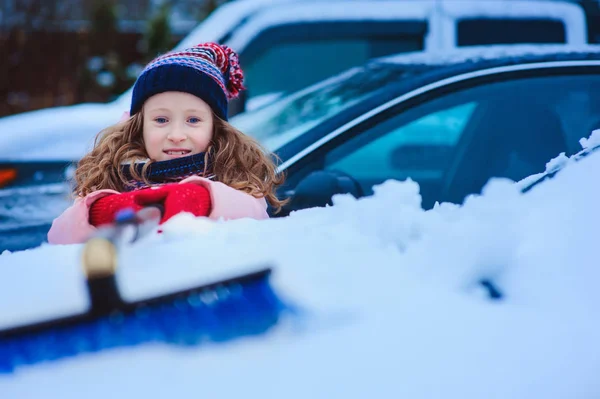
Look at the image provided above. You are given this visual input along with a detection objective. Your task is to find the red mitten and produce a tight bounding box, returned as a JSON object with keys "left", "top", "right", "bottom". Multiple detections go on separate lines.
{"left": 130, "top": 186, "right": 169, "bottom": 207}
{"left": 89, "top": 184, "right": 212, "bottom": 227}
{"left": 89, "top": 192, "right": 143, "bottom": 227}
{"left": 128, "top": 183, "right": 212, "bottom": 223}
{"left": 159, "top": 183, "right": 212, "bottom": 223}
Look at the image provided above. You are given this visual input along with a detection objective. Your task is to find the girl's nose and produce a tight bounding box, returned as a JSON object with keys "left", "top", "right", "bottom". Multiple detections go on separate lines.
{"left": 167, "top": 128, "right": 186, "bottom": 143}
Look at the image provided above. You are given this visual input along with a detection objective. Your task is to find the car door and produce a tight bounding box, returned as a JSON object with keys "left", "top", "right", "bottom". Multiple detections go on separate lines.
{"left": 279, "top": 61, "right": 600, "bottom": 209}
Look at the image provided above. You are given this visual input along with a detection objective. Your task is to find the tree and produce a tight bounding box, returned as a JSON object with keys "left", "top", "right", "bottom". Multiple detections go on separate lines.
{"left": 144, "top": 2, "right": 174, "bottom": 60}
{"left": 79, "top": 0, "right": 124, "bottom": 102}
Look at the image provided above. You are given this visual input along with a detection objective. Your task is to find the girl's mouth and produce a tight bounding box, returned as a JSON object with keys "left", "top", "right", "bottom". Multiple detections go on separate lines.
{"left": 163, "top": 149, "right": 192, "bottom": 156}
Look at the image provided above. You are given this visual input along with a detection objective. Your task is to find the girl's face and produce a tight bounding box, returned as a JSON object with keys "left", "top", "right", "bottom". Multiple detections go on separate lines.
{"left": 142, "top": 92, "right": 214, "bottom": 162}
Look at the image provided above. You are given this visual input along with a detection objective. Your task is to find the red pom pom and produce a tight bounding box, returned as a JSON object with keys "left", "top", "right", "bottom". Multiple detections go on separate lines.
{"left": 221, "top": 45, "right": 245, "bottom": 99}
{"left": 189, "top": 42, "right": 246, "bottom": 99}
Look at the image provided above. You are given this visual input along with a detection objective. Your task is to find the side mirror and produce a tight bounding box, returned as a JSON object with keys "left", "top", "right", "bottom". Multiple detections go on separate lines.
{"left": 283, "top": 170, "right": 363, "bottom": 214}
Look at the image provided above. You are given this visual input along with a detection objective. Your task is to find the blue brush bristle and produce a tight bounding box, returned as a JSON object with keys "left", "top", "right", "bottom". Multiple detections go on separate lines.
{"left": 0, "top": 277, "right": 285, "bottom": 373}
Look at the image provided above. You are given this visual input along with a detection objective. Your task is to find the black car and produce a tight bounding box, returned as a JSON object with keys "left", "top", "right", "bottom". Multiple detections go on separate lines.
{"left": 3, "top": 45, "right": 600, "bottom": 251}
{"left": 228, "top": 45, "right": 600, "bottom": 214}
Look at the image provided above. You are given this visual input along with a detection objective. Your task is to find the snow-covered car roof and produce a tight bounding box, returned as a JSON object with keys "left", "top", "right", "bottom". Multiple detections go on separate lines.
{"left": 378, "top": 43, "right": 600, "bottom": 66}
{"left": 1, "top": 128, "right": 599, "bottom": 398}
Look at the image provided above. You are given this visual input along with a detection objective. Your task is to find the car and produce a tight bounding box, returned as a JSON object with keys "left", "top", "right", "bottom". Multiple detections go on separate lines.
{"left": 2, "top": 44, "right": 600, "bottom": 252}
{"left": 227, "top": 45, "right": 600, "bottom": 214}
{"left": 1, "top": 119, "right": 599, "bottom": 399}
{"left": 0, "top": 0, "right": 588, "bottom": 165}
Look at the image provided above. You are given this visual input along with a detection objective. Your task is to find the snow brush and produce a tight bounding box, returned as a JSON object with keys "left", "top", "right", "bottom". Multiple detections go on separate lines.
{"left": 0, "top": 207, "right": 286, "bottom": 373}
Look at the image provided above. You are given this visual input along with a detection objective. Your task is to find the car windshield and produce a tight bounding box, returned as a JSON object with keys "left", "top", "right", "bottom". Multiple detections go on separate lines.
{"left": 230, "top": 62, "right": 434, "bottom": 151}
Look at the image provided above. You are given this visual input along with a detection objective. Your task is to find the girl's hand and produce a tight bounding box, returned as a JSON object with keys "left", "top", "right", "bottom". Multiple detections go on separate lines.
{"left": 89, "top": 184, "right": 212, "bottom": 227}
{"left": 158, "top": 183, "right": 212, "bottom": 223}
{"left": 89, "top": 191, "right": 144, "bottom": 227}
{"left": 132, "top": 183, "right": 212, "bottom": 224}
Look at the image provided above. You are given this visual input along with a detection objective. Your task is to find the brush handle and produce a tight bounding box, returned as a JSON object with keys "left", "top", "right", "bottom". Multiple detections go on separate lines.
{"left": 87, "top": 275, "right": 125, "bottom": 315}
{"left": 81, "top": 206, "right": 163, "bottom": 315}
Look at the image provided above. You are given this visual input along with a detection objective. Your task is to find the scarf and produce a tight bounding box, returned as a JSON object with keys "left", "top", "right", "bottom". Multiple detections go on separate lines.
{"left": 121, "top": 152, "right": 212, "bottom": 191}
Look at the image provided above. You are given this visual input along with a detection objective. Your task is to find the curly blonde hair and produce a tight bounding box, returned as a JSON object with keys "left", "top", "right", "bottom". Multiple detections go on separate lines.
{"left": 72, "top": 109, "right": 286, "bottom": 211}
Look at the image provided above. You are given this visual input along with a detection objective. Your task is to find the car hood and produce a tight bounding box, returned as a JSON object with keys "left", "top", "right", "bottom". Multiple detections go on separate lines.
{"left": 0, "top": 99, "right": 129, "bottom": 162}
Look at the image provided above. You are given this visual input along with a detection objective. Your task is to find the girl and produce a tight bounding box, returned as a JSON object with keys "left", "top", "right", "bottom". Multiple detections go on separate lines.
{"left": 48, "top": 42, "right": 284, "bottom": 245}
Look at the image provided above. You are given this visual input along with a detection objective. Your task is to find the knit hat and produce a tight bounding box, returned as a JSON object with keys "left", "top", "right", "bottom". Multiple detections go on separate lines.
{"left": 130, "top": 42, "right": 245, "bottom": 120}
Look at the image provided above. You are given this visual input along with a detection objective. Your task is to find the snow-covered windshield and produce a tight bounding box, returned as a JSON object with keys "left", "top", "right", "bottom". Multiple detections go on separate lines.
{"left": 231, "top": 62, "right": 434, "bottom": 151}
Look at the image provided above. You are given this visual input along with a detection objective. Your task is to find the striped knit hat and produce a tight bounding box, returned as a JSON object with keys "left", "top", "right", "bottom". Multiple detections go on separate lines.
{"left": 130, "top": 42, "right": 245, "bottom": 121}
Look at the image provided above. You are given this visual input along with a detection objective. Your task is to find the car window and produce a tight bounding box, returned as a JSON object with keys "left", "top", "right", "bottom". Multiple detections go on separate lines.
{"left": 304, "top": 73, "right": 600, "bottom": 208}
{"left": 457, "top": 19, "right": 567, "bottom": 45}
{"left": 324, "top": 102, "right": 477, "bottom": 197}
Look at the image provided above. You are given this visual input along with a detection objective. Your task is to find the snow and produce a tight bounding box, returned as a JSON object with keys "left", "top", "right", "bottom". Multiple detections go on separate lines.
{"left": 544, "top": 152, "right": 570, "bottom": 174}
{"left": 0, "top": 102, "right": 124, "bottom": 161}
{"left": 0, "top": 246, "right": 88, "bottom": 331}
{"left": 579, "top": 128, "right": 600, "bottom": 150}
{"left": 1, "top": 133, "right": 599, "bottom": 398}
{"left": 516, "top": 129, "right": 600, "bottom": 189}
{"left": 380, "top": 43, "right": 600, "bottom": 66}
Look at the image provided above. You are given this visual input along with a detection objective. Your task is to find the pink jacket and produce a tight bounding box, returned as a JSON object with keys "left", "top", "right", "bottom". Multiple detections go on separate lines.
{"left": 47, "top": 176, "right": 268, "bottom": 245}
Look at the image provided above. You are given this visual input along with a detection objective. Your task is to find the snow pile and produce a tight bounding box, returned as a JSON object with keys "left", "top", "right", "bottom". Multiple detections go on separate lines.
{"left": 579, "top": 128, "right": 600, "bottom": 152}
{"left": 517, "top": 129, "right": 600, "bottom": 189}
{"left": 0, "top": 135, "right": 599, "bottom": 398}
{"left": 547, "top": 129, "right": 600, "bottom": 172}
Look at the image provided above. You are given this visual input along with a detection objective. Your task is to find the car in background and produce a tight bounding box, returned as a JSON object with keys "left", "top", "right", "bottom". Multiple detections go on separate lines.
{"left": 0, "top": 0, "right": 588, "bottom": 167}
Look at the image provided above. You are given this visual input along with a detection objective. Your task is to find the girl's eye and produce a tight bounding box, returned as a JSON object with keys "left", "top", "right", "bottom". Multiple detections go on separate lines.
{"left": 155, "top": 117, "right": 168, "bottom": 124}
{"left": 188, "top": 117, "right": 201, "bottom": 124}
